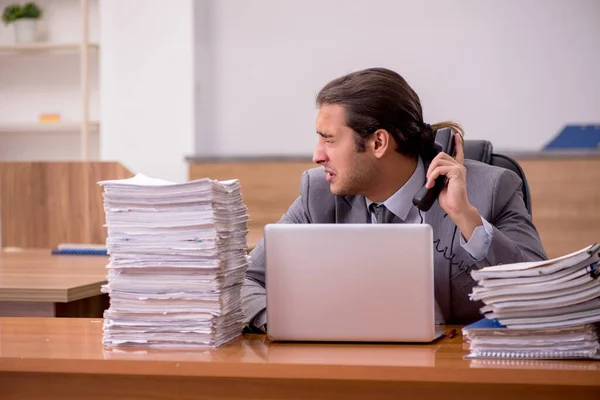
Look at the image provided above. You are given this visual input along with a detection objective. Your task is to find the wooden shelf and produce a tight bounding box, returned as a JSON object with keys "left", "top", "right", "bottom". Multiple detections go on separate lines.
{"left": 0, "top": 43, "right": 99, "bottom": 54}
{"left": 0, "top": 122, "right": 100, "bottom": 133}
{"left": 0, "top": 1, "right": 98, "bottom": 161}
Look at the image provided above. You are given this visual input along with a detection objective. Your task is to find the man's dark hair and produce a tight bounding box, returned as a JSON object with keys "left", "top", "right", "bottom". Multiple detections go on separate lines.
{"left": 316, "top": 67, "right": 462, "bottom": 161}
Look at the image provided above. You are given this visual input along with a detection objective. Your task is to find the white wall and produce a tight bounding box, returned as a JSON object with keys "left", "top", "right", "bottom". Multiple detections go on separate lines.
{"left": 99, "top": 0, "right": 196, "bottom": 182}
{"left": 3, "top": 1, "right": 597, "bottom": 174}
{"left": 203, "top": 0, "right": 600, "bottom": 156}
{"left": 0, "top": 0, "right": 100, "bottom": 161}
{"left": 193, "top": 0, "right": 216, "bottom": 156}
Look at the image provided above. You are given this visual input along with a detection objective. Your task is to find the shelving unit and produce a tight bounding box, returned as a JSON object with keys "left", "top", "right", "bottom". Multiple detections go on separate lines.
{"left": 0, "top": 122, "right": 99, "bottom": 133}
{"left": 0, "top": 0, "right": 98, "bottom": 161}
{"left": 0, "top": 42, "right": 98, "bottom": 52}
{"left": 79, "top": 0, "right": 93, "bottom": 161}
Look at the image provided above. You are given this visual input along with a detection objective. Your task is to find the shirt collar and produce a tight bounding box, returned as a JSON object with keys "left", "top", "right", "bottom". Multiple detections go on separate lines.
{"left": 365, "top": 157, "right": 425, "bottom": 221}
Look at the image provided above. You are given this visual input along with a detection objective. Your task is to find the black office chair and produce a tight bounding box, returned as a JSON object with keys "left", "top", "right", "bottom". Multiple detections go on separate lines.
{"left": 463, "top": 140, "right": 532, "bottom": 216}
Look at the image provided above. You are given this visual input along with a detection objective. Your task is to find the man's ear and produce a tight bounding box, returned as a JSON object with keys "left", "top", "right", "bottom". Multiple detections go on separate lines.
{"left": 370, "top": 129, "right": 392, "bottom": 158}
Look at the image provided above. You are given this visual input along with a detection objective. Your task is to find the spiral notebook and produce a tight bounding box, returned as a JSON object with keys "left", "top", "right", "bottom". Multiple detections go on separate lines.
{"left": 462, "top": 318, "right": 600, "bottom": 360}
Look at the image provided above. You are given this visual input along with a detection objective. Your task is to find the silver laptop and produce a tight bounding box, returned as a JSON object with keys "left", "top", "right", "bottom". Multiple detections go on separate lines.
{"left": 264, "top": 223, "right": 442, "bottom": 343}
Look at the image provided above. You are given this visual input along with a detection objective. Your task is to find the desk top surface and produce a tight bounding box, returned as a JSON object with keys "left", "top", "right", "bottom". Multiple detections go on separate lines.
{"left": 0, "top": 250, "right": 107, "bottom": 302}
{"left": 0, "top": 317, "right": 598, "bottom": 386}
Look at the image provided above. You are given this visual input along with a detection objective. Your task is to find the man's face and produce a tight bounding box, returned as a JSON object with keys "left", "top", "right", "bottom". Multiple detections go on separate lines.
{"left": 313, "top": 104, "right": 378, "bottom": 196}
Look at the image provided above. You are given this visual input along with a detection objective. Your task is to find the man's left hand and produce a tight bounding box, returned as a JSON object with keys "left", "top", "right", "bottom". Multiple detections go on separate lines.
{"left": 425, "top": 132, "right": 482, "bottom": 241}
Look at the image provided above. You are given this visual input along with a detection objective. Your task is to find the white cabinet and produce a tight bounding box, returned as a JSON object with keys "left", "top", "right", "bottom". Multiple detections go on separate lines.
{"left": 0, "top": 0, "right": 99, "bottom": 161}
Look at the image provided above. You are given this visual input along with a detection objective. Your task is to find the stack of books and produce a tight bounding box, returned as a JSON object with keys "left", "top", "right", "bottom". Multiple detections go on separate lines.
{"left": 98, "top": 173, "right": 250, "bottom": 348}
{"left": 463, "top": 243, "right": 600, "bottom": 359}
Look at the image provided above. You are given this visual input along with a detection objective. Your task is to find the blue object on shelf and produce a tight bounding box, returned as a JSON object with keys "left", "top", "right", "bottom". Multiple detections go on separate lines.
{"left": 51, "top": 248, "right": 108, "bottom": 256}
{"left": 51, "top": 243, "right": 108, "bottom": 256}
{"left": 544, "top": 124, "right": 600, "bottom": 150}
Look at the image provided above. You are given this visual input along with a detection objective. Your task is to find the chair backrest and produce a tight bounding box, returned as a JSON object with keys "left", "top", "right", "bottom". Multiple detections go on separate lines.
{"left": 463, "top": 140, "right": 532, "bottom": 216}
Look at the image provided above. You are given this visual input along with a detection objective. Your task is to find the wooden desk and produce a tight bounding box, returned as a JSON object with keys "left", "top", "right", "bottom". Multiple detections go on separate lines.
{"left": 0, "top": 318, "right": 598, "bottom": 399}
{"left": 0, "top": 161, "right": 133, "bottom": 249}
{"left": 0, "top": 250, "right": 108, "bottom": 317}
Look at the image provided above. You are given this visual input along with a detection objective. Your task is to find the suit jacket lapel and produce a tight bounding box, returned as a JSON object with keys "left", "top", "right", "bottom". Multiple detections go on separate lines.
{"left": 337, "top": 195, "right": 370, "bottom": 223}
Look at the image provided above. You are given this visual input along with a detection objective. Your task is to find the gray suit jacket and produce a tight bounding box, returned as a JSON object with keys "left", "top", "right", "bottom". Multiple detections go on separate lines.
{"left": 242, "top": 159, "right": 547, "bottom": 327}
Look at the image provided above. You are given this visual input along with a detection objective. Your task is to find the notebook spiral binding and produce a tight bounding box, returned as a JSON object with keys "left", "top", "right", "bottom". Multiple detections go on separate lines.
{"left": 470, "top": 359, "right": 598, "bottom": 370}
{"left": 472, "top": 350, "right": 597, "bottom": 359}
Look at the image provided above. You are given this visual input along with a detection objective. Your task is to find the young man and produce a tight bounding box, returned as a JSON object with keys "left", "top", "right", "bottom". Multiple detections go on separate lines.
{"left": 242, "top": 67, "right": 547, "bottom": 331}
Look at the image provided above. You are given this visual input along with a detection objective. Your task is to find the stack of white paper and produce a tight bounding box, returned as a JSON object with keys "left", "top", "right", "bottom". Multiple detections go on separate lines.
{"left": 470, "top": 244, "right": 600, "bottom": 328}
{"left": 464, "top": 243, "right": 600, "bottom": 359}
{"left": 98, "top": 173, "right": 250, "bottom": 348}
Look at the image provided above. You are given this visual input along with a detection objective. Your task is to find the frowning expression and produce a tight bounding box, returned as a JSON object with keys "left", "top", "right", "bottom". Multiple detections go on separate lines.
{"left": 313, "top": 104, "right": 378, "bottom": 196}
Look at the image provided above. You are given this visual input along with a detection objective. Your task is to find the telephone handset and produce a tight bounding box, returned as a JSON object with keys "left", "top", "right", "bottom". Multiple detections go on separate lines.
{"left": 412, "top": 127, "right": 457, "bottom": 212}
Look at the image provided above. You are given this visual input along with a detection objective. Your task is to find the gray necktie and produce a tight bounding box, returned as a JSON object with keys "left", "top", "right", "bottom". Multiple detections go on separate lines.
{"left": 371, "top": 203, "right": 396, "bottom": 224}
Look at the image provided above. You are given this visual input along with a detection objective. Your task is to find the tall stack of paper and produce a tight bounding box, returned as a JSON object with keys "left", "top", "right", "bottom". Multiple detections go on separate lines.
{"left": 463, "top": 243, "right": 600, "bottom": 359}
{"left": 98, "top": 174, "right": 250, "bottom": 348}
